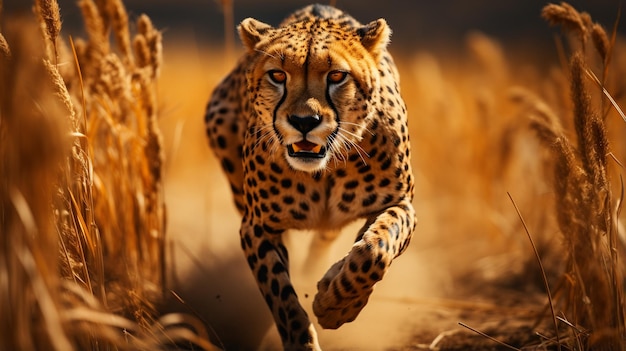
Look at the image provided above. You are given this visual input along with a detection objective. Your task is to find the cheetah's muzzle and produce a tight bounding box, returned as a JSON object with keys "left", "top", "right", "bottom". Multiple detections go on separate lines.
{"left": 287, "top": 140, "right": 327, "bottom": 159}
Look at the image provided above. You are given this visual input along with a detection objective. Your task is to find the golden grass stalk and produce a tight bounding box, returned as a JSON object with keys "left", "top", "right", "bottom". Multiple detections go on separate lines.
{"left": 0, "top": 18, "right": 71, "bottom": 350}
{"left": 61, "top": 0, "right": 167, "bottom": 326}
{"left": 517, "top": 3, "right": 626, "bottom": 348}
{"left": 0, "top": 0, "right": 216, "bottom": 349}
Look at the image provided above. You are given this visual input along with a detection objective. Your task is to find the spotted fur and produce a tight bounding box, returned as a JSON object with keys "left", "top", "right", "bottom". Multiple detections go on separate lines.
{"left": 204, "top": 4, "right": 416, "bottom": 350}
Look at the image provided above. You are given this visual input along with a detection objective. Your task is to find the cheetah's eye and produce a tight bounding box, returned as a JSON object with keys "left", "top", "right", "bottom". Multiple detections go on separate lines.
{"left": 268, "top": 70, "right": 287, "bottom": 84}
{"left": 327, "top": 70, "right": 348, "bottom": 84}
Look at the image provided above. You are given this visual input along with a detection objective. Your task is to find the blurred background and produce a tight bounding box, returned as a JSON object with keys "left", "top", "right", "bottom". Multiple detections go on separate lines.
{"left": 6, "top": 0, "right": 625, "bottom": 54}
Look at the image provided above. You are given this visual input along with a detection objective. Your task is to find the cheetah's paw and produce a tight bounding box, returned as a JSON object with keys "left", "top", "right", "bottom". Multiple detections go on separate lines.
{"left": 312, "top": 256, "right": 373, "bottom": 329}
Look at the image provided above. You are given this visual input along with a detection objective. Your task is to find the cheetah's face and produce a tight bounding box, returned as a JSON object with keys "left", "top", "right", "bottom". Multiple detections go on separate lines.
{"left": 258, "top": 55, "right": 360, "bottom": 173}
{"left": 240, "top": 18, "right": 390, "bottom": 173}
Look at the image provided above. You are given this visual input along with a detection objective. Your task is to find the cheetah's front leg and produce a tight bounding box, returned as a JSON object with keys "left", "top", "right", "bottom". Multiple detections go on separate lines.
{"left": 312, "top": 198, "right": 416, "bottom": 329}
{"left": 240, "top": 218, "right": 321, "bottom": 350}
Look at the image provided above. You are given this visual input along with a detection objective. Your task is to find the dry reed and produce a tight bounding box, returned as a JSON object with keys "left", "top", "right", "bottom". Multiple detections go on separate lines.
{"left": 509, "top": 3, "right": 626, "bottom": 349}
{"left": 0, "top": 18, "right": 71, "bottom": 351}
{"left": 0, "top": 0, "right": 217, "bottom": 349}
{"left": 398, "top": 3, "right": 625, "bottom": 349}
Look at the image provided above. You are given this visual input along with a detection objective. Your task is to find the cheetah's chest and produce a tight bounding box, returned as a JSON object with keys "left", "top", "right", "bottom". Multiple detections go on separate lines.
{"left": 244, "top": 144, "right": 408, "bottom": 231}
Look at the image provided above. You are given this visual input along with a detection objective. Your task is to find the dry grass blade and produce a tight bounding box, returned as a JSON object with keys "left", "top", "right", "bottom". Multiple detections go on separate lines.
{"left": 584, "top": 67, "right": 626, "bottom": 123}
{"left": 457, "top": 322, "right": 521, "bottom": 351}
{"left": 425, "top": 329, "right": 461, "bottom": 350}
{"left": 63, "top": 307, "right": 139, "bottom": 332}
{"left": 507, "top": 192, "right": 561, "bottom": 350}
{"left": 13, "top": 231, "right": 74, "bottom": 351}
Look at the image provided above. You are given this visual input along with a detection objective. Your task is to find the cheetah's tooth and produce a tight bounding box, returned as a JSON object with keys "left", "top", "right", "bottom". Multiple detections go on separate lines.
{"left": 292, "top": 143, "right": 302, "bottom": 153}
{"left": 311, "top": 144, "right": 322, "bottom": 154}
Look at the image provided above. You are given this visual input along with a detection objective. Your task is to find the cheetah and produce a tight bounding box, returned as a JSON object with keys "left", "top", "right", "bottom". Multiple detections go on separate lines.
{"left": 204, "top": 4, "right": 417, "bottom": 350}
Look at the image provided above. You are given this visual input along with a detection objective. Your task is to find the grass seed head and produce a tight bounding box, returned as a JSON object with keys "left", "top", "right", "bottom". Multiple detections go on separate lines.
{"left": 34, "top": 0, "right": 61, "bottom": 46}
{"left": 0, "top": 33, "right": 9, "bottom": 57}
{"left": 78, "top": 0, "right": 108, "bottom": 58}
{"left": 108, "top": 0, "right": 132, "bottom": 65}
{"left": 591, "top": 22, "right": 610, "bottom": 63}
{"left": 542, "top": 2, "right": 589, "bottom": 45}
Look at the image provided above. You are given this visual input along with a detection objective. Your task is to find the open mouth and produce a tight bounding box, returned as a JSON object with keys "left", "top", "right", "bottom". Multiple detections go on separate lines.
{"left": 287, "top": 140, "right": 326, "bottom": 159}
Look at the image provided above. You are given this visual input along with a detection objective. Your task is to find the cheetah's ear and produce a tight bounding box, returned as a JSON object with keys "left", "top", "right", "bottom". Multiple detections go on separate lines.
{"left": 357, "top": 19, "right": 391, "bottom": 58}
{"left": 238, "top": 18, "right": 274, "bottom": 52}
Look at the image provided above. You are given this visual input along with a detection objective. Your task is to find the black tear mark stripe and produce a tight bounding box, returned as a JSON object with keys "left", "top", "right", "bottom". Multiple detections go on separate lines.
{"left": 324, "top": 58, "right": 341, "bottom": 145}
{"left": 272, "top": 75, "right": 288, "bottom": 136}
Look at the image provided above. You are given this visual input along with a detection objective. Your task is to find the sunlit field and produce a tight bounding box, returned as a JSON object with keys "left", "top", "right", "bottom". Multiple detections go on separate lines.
{"left": 1, "top": 1, "right": 625, "bottom": 350}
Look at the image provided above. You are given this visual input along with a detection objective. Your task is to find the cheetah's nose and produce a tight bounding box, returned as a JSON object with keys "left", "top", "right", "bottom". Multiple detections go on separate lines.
{"left": 287, "top": 114, "right": 321, "bottom": 134}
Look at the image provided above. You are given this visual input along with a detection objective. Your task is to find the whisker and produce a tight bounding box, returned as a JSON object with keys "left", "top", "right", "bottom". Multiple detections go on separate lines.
{"left": 337, "top": 126, "right": 367, "bottom": 142}
{"left": 252, "top": 123, "right": 275, "bottom": 149}
{"left": 269, "top": 137, "right": 282, "bottom": 161}
{"left": 327, "top": 133, "right": 347, "bottom": 168}
{"left": 253, "top": 132, "right": 272, "bottom": 150}
{"left": 339, "top": 121, "right": 374, "bottom": 136}
{"left": 338, "top": 128, "right": 370, "bottom": 158}
{"left": 332, "top": 133, "right": 353, "bottom": 165}
{"left": 253, "top": 121, "right": 286, "bottom": 162}
{"left": 335, "top": 130, "right": 369, "bottom": 165}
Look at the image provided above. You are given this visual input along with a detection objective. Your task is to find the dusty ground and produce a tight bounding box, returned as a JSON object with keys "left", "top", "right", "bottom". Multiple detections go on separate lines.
{"left": 158, "top": 43, "right": 560, "bottom": 350}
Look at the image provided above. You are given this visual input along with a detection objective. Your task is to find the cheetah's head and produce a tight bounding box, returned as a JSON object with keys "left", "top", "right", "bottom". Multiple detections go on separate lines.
{"left": 239, "top": 12, "right": 391, "bottom": 173}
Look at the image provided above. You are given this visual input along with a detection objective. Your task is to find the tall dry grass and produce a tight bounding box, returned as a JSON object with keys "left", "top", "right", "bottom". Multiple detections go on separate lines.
{"left": 400, "top": 3, "right": 625, "bottom": 349}
{"left": 0, "top": 0, "right": 216, "bottom": 349}
{"left": 524, "top": 3, "right": 625, "bottom": 348}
